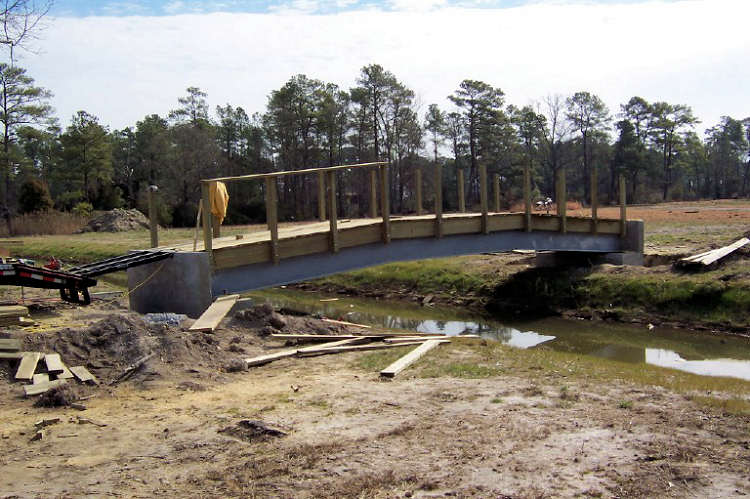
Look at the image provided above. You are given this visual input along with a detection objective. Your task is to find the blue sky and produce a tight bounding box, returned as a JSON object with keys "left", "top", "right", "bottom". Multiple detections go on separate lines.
{"left": 53, "top": 0, "right": 681, "bottom": 17}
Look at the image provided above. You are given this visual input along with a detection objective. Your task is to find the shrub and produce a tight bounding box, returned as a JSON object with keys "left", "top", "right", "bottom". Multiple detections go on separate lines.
{"left": 72, "top": 202, "right": 93, "bottom": 218}
{"left": 18, "top": 178, "right": 53, "bottom": 214}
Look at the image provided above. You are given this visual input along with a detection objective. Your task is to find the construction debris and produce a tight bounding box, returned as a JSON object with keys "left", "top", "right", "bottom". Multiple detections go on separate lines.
{"left": 110, "top": 352, "right": 155, "bottom": 385}
{"left": 219, "top": 419, "right": 287, "bottom": 441}
{"left": 678, "top": 237, "right": 749, "bottom": 268}
{"left": 15, "top": 352, "right": 42, "bottom": 381}
{"left": 69, "top": 365, "right": 98, "bottom": 385}
{"left": 380, "top": 339, "right": 446, "bottom": 378}
{"left": 189, "top": 294, "right": 240, "bottom": 333}
{"left": 0, "top": 338, "right": 21, "bottom": 351}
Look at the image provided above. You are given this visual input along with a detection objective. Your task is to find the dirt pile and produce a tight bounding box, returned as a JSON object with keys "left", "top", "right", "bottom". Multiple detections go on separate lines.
{"left": 79, "top": 208, "right": 150, "bottom": 232}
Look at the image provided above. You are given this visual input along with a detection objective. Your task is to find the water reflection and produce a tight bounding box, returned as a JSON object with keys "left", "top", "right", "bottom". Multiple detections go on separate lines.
{"left": 252, "top": 290, "right": 750, "bottom": 382}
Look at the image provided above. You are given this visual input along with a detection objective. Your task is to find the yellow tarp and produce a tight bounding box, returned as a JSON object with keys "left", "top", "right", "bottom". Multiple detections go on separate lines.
{"left": 210, "top": 181, "right": 229, "bottom": 225}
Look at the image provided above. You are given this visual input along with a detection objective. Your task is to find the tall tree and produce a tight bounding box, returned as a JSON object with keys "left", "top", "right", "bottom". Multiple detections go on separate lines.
{"left": 535, "top": 94, "right": 574, "bottom": 199}
{"left": 169, "top": 86, "right": 209, "bottom": 125}
{"left": 566, "top": 91, "right": 611, "bottom": 202}
{"left": 59, "top": 111, "right": 112, "bottom": 205}
{"left": 650, "top": 102, "right": 698, "bottom": 200}
{"left": 424, "top": 104, "right": 445, "bottom": 164}
{"left": 355, "top": 64, "right": 398, "bottom": 162}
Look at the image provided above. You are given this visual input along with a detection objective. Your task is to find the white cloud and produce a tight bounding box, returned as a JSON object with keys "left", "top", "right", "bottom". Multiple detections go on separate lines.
{"left": 388, "top": 0, "right": 448, "bottom": 11}
{"left": 27, "top": 0, "right": 750, "bottom": 132}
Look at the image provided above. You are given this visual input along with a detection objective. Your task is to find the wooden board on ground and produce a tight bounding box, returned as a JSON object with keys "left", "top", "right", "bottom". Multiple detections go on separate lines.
{"left": 296, "top": 337, "right": 368, "bottom": 354}
{"left": 24, "top": 378, "right": 67, "bottom": 397}
{"left": 189, "top": 294, "right": 240, "bottom": 333}
{"left": 69, "top": 365, "right": 97, "bottom": 384}
{"left": 44, "top": 353, "right": 65, "bottom": 374}
{"left": 0, "top": 338, "right": 21, "bottom": 351}
{"left": 383, "top": 336, "right": 448, "bottom": 343}
{"left": 15, "top": 352, "right": 41, "bottom": 380}
{"left": 270, "top": 334, "right": 378, "bottom": 342}
{"left": 57, "top": 364, "right": 75, "bottom": 380}
{"left": 32, "top": 373, "right": 50, "bottom": 384}
{"left": 321, "top": 318, "right": 372, "bottom": 329}
{"left": 0, "top": 305, "right": 28, "bottom": 318}
{"left": 0, "top": 351, "right": 23, "bottom": 360}
{"left": 679, "top": 238, "right": 749, "bottom": 267}
{"left": 380, "top": 339, "right": 445, "bottom": 378}
{"left": 244, "top": 348, "right": 299, "bottom": 367}
{"left": 298, "top": 341, "right": 440, "bottom": 357}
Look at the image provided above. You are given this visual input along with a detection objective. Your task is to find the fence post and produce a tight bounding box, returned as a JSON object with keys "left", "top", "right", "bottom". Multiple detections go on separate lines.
{"left": 479, "top": 164, "right": 489, "bottom": 234}
{"left": 558, "top": 168, "right": 567, "bottom": 234}
{"left": 524, "top": 165, "right": 532, "bottom": 232}
{"left": 380, "top": 164, "right": 391, "bottom": 243}
{"left": 201, "top": 181, "right": 213, "bottom": 253}
{"left": 369, "top": 169, "right": 378, "bottom": 218}
{"left": 416, "top": 167, "right": 423, "bottom": 215}
{"left": 493, "top": 174, "right": 501, "bottom": 213}
{"left": 619, "top": 174, "right": 627, "bottom": 238}
{"left": 265, "top": 177, "right": 279, "bottom": 264}
{"left": 148, "top": 185, "right": 159, "bottom": 248}
{"left": 591, "top": 166, "right": 598, "bottom": 234}
{"left": 457, "top": 168, "right": 466, "bottom": 213}
{"left": 435, "top": 163, "right": 443, "bottom": 238}
{"left": 328, "top": 171, "right": 339, "bottom": 252}
{"left": 317, "top": 171, "right": 326, "bottom": 221}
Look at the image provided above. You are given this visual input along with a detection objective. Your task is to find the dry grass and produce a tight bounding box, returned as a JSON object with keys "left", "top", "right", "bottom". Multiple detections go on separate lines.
{"left": 0, "top": 211, "right": 88, "bottom": 237}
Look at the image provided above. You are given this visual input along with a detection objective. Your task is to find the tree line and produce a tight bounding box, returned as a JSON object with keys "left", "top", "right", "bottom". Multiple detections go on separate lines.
{"left": 2, "top": 62, "right": 749, "bottom": 229}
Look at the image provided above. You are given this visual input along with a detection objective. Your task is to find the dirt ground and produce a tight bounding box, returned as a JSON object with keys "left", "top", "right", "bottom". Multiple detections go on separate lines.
{"left": 1, "top": 298, "right": 749, "bottom": 499}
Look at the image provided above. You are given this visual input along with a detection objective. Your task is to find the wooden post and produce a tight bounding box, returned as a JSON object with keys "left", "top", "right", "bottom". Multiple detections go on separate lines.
{"left": 328, "top": 171, "right": 339, "bottom": 252}
{"left": 380, "top": 164, "right": 391, "bottom": 243}
{"left": 558, "top": 168, "right": 567, "bottom": 234}
{"left": 212, "top": 214, "right": 220, "bottom": 238}
{"left": 457, "top": 168, "right": 466, "bottom": 213}
{"left": 524, "top": 165, "right": 532, "bottom": 232}
{"left": 493, "top": 174, "right": 501, "bottom": 213}
{"left": 479, "top": 164, "right": 489, "bottom": 234}
{"left": 369, "top": 169, "right": 378, "bottom": 218}
{"left": 619, "top": 174, "right": 627, "bottom": 238}
{"left": 265, "top": 177, "right": 279, "bottom": 264}
{"left": 317, "top": 171, "right": 326, "bottom": 221}
{"left": 591, "top": 166, "right": 598, "bottom": 234}
{"left": 148, "top": 185, "right": 158, "bottom": 248}
{"left": 435, "top": 163, "right": 443, "bottom": 238}
{"left": 415, "top": 167, "right": 423, "bottom": 215}
{"left": 201, "top": 181, "right": 212, "bottom": 253}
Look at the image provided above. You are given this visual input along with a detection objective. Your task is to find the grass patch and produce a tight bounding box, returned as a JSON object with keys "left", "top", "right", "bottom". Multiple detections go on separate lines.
{"left": 689, "top": 395, "right": 750, "bottom": 416}
{"left": 617, "top": 400, "right": 633, "bottom": 409}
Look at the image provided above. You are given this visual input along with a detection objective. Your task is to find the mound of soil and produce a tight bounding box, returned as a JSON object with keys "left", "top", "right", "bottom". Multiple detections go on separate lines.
{"left": 79, "top": 208, "right": 150, "bottom": 233}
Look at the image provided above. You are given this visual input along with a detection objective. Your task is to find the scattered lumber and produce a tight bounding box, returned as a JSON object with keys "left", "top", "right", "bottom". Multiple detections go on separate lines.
{"left": 44, "top": 353, "right": 65, "bottom": 374}
{"left": 0, "top": 305, "right": 28, "bottom": 319}
{"left": 0, "top": 351, "right": 23, "bottom": 360}
{"left": 189, "top": 294, "right": 240, "bottom": 332}
{"left": 57, "top": 364, "right": 75, "bottom": 380}
{"left": 296, "top": 337, "right": 368, "bottom": 354}
{"left": 15, "top": 352, "right": 42, "bottom": 381}
{"left": 23, "top": 378, "right": 67, "bottom": 397}
{"left": 322, "top": 318, "right": 372, "bottom": 329}
{"left": 298, "top": 341, "right": 432, "bottom": 357}
{"left": 380, "top": 339, "right": 445, "bottom": 378}
{"left": 111, "top": 352, "right": 155, "bottom": 385}
{"left": 383, "top": 336, "right": 448, "bottom": 343}
{"left": 245, "top": 348, "right": 299, "bottom": 367}
{"left": 270, "top": 334, "right": 376, "bottom": 342}
{"left": 0, "top": 338, "right": 21, "bottom": 351}
{"left": 69, "top": 366, "right": 98, "bottom": 385}
{"left": 679, "top": 238, "right": 749, "bottom": 268}
{"left": 32, "top": 373, "right": 49, "bottom": 385}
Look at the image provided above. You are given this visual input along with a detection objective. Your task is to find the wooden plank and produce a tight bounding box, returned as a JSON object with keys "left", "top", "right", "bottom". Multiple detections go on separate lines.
{"left": 681, "top": 238, "right": 750, "bottom": 266}
{"left": 189, "top": 294, "right": 240, "bottom": 332}
{"left": 213, "top": 242, "right": 270, "bottom": 269}
{"left": 245, "top": 348, "right": 298, "bottom": 367}
{"left": 208, "top": 161, "right": 387, "bottom": 183}
{"left": 383, "top": 336, "right": 448, "bottom": 344}
{"left": 369, "top": 169, "right": 378, "bottom": 218}
{"left": 380, "top": 164, "right": 391, "bottom": 243}
{"left": 391, "top": 219, "right": 435, "bottom": 239}
{"left": 15, "top": 352, "right": 41, "bottom": 381}
{"left": 443, "top": 216, "right": 481, "bottom": 236}
{"left": 619, "top": 174, "right": 627, "bottom": 238}
{"left": 298, "top": 341, "right": 437, "bottom": 357}
{"left": 415, "top": 167, "right": 423, "bottom": 215}
{"left": 380, "top": 339, "right": 445, "bottom": 378}
{"left": 339, "top": 224, "right": 381, "bottom": 249}
{"left": 494, "top": 173, "right": 501, "bottom": 213}
{"left": 317, "top": 171, "right": 326, "bottom": 221}
{"left": 148, "top": 186, "right": 159, "bottom": 247}
{"left": 328, "top": 170, "right": 339, "bottom": 253}
{"left": 0, "top": 351, "right": 23, "bottom": 360}
{"left": 44, "top": 353, "right": 65, "bottom": 374}
{"left": 322, "top": 318, "right": 372, "bottom": 329}
{"left": 296, "top": 337, "right": 368, "bottom": 354}
{"left": 57, "top": 364, "right": 75, "bottom": 380}
{"left": 480, "top": 164, "right": 489, "bottom": 233}
{"left": 457, "top": 168, "right": 466, "bottom": 213}
{"left": 69, "top": 365, "right": 97, "bottom": 384}
{"left": 435, "top": 163, "right": 443, "bottom": 238}
{"left": 270, "top": 334, "right": 376, "bottom": 342}
{"left": 524, "top": 165, "right": 532, "bottom": 232}
{"left": 265, "top": 177, "right": 279, "bottom": 264}
{"left": 278, "top": 233, "right": 329, "bottom": 260}
{"left": 32, "top": 373, "right": 49, "bottom": 384}
{"left": 487, "top": 213, "right": 524, "bottom": 232}
{"left": 23, "top": 378, "right": 67, "bottom": 397}
{"left": 591, "top": 166, "right": 598, "bottom": 233}
{"left": 0, "top": 305, "right": 28, "bottom": 318}
{"left": 201, "top": 181, "right": 213, "bottom": 253}
{"left": 558, "top": 168, "right": 567, "bottom": 233}
{"left": 0, "top": 338, "right": 21, "bottom": 351}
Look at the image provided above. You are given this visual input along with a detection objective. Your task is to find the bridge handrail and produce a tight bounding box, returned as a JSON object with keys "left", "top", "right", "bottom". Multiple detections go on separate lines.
{"left": 202, "top": 161, "right": 387, "bottom": 184}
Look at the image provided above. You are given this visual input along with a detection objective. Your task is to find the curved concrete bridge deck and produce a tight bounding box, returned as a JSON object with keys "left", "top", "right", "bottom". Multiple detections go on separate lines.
{"left": 128, "top": 211, "right": 643, "bottom": 317}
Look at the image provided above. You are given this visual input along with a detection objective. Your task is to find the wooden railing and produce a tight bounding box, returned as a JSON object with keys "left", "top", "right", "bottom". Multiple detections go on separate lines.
{"left": 199, "top": 161, "right": 628, "bottom": 262}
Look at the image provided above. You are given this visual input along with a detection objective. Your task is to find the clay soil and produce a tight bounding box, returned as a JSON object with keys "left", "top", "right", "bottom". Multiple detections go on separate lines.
{"left": 1, "top": 300, "right": 749, "bottom": 499}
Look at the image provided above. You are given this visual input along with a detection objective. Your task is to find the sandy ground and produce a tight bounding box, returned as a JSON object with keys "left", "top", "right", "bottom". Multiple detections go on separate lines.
{"left": 1, "top": 301, "right": 749, "bottom": 499}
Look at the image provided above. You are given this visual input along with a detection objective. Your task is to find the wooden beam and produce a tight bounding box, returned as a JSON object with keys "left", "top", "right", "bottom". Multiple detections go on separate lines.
{"left": 380, "top": 339, "right": 446, "bottom": 378}
{"left": 0, "top": 338, "right": 21, "bottom": 351}
{"left": 328, "top": 170, "right": 339, "bottom": 252}
{"left": 15, "top": 352, "right": 41, "bottom": 381}
{"left": 265, "top": 177, "right": 279, "bottom": 264}
{"left": 479, "top": 164, "right": 489, "bottom": 234}
{"left": 415, "top": 167, "right": 423, "bottom": 215}
{"left": 212, "top": 214, "right": 220, "bottom": 238}
{"left": 524, "top": 165, "right": 532, "bottom": 232}
{"left": 591, "top": 166, "right": 598, "bottom": 234}
{"left": 296, "top": 337, "right": 369, "bottom": 354}
{"left": 435, "top": 163, "right": 443, "bottom": 238}
{"left": 457, "top": 168, "right": 466, "bottom": 213}
{"left": 201, "top": 181, "right": 213, "bottom": 253}
{"left": 558, "top": 168, "right": 567, "bottom": 234}
{"left": 24, "top": 378, "right": 67, "bottom": 397}
{"left": 369, "top": 169, "right": 378, "bottom": 218}
{"left": 207, "top": 161, "right": 387, "bottom": 183}
{"left": 297, "top": 341, "right": 428, "bottom": 357}
{"left": 189, "top": 294, "right": 239, "bottom": 333}
{"left": 619, "top": 174, "right": 627, "bottom": 238}
{"left": 245, "top": 348, "right": 298, "bottom": 367}
{"left": 494, "top": 173, "right": 501, "bottom": 213}
{"left": 32, "top": 373, "right": 49, "bottom": 385}
{"left": 44, "top": 353, "right": 64, "bottom": 375}
{"left": 69, "top": 365, "right": 98, "bottom": 384}
{"left": 270, "top": 334, "right": 378, "bottom": 342}
{"left": 148, "top": 185, "right": 158, "bottom": 248}
{"left": 317, "top": 171, "right": 326, "bottom": 221}
{"left": 380, "top": 164, "right": 391, "bottom": 243}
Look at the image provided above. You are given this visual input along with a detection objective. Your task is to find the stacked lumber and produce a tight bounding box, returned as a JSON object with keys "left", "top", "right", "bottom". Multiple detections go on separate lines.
{"left": 245, "top": 327, "right": 465, "bottom": 377}
{"left": 0, "top": 337, "right": 98, "bottom": 397}
{"left": 0, "top": 305, "right": 30, "bottom": 326}
{"left": 678, "top": 238, "right": 749, "bottom": 268}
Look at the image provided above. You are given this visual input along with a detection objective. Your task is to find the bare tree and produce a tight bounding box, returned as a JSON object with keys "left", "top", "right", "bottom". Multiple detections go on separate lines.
{"left": 1, "top": 0, "right": 53, "bottom": 64}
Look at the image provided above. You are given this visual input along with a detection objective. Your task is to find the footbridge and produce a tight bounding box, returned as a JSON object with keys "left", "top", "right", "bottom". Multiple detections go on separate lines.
{"left": 128, "top": 162, "right": 643, "bottom": 317}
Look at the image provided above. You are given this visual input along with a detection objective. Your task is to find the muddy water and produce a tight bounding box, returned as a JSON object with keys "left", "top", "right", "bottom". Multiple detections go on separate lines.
{"left": 248, "top": 288, "right": 750, "bottom": 382}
